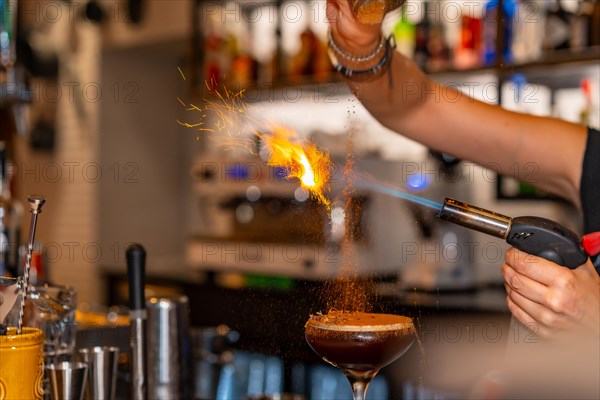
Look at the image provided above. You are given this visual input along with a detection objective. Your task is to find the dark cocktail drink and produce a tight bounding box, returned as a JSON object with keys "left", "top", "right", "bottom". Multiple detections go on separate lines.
{"left": 305, "top": 311, "right": 415, "bottom": 400}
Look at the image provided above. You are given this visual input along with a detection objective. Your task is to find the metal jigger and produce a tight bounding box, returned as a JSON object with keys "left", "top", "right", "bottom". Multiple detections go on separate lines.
{"left": 17, "top": 195, "right": 46, "bottom": 334}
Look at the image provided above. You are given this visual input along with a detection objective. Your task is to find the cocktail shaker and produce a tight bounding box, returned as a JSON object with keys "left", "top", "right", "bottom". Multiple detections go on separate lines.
{"left": 146, "top": 295, "right": 192, "bottom": 399}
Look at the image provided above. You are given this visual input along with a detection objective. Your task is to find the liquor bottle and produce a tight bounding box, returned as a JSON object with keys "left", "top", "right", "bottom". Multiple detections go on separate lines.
{"left": 392, "top": 4, "right": 416, "bottom": 59}
{"left": 590, "top": 0, "right": 600, "bottom": 46}
{"left": 413, "top": 1, "right": 431, "bottom": 70}
{"left": 229, "top": 18, "right": 257, "bottom": 89}
{"left": 0, "top": 142, "right": 23, "bottom": 278}
{"left": 202, "top": 5, "right": 227, "bottom": 92}
{"left": 482, "top": 0, "right": 516, "bottom": 66}
{"left": 250, "top": 3, "right": 279, "bottom": 85}
{"left": 543, "top": 0, "right": 572, "bottom": 52}
{"left": 426, "top": 2, "right": 451, "bottom": 72}
{"left": 579, "top": 79, "right": 593, "bottom": 126}
{"left": 512, "top": 0, "right": 546, "bottom": 63}
{"left": 570, "top": 0, "right": 592, "bottom": 51}
{"left": 454, "top": 13, "right": 482, "bottom": 69}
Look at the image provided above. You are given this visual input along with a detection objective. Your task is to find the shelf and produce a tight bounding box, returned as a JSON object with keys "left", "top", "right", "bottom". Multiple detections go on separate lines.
{"left": 426, "top": 46, "right": 600, "bottom": 78}
{"left": 497, "top": 46, "right": 600, "bottom": 74}
{"left": 193, "top": 48, "right": 600, "bottom": 99}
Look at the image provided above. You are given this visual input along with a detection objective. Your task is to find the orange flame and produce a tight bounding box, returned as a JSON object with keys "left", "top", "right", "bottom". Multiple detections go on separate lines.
{"left": 177, "top": 84, "right": 332, "bottom": 208}
{"left": 259, "top": 127, "right": 331, "bottom": 208}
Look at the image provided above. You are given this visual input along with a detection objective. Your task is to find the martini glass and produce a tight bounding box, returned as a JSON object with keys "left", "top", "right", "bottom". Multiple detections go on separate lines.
{"left": 305, "top": 311, "right": 415, "bottom": 400}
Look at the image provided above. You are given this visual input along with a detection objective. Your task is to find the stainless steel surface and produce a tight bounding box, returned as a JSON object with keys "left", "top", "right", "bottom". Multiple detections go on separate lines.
{"left": 46, "top": 362, "right": 88, "bottom": 400}
{"left": 439, "top": 197, "right": 512, "bottom": 239}
{"left": 17, "top": 195, "right": 46, "bottom": 334}
{"left": 78, "top": 346, "right": 119, "bottom": 400}
{"left": 146, "top": 295, "right": 191, "bottom": 400}
{"left": 130, "top": 316, "right": 146, "bottom": 400}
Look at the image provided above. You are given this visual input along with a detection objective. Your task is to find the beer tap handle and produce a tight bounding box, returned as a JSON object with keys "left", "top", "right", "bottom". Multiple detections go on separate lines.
{"left": 126, "top": 243, "right": 146, "bottom": 400}
{"left": 127, "top": 244, "right": 146, "bottom": 311}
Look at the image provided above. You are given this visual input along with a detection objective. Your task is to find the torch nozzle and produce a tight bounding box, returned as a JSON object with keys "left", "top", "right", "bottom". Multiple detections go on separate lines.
{"left": 439, "top": 198, "right": 512, "bottom": 239}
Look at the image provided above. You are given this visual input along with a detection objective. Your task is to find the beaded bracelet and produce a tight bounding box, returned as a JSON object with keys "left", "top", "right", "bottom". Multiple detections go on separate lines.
{"left": 327, "top": 29, "right": 385, "bottom": 63}
{"left": 328, "top": 34, "right": 396, "bottom": 82}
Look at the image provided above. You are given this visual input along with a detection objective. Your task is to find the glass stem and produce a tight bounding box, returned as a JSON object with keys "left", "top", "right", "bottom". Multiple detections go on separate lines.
{"left": 345, "top": 369, "right": 378, "bottom": 400}
{"left": 351, "top": 379, "right": 370, "bottom": 400}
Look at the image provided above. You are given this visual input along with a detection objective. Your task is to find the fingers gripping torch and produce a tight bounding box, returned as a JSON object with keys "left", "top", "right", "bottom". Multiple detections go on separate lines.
{"left": 439, "top": 198, "right": 600, "bottom": 269}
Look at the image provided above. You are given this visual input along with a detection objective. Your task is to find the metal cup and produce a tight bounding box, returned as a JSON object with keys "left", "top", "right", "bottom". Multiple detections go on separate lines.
{"left": 46, "top": 362, "right": 88, "bottom": 400}
{"left": 78, "top": 346, "right": 119, "bottom": 400}
{"left": 146, "top": 295, "right": 192, "bottom": 399}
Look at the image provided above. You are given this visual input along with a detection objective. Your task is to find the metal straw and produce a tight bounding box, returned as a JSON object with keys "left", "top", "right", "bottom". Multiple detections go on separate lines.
{"left": 17, "top": 195, "right": 46, "bottom": 334}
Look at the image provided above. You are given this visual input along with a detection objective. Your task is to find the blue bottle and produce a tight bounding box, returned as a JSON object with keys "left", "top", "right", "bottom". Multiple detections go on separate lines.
{"left": 482, "top": 0, "right": 517, "bottom": 65}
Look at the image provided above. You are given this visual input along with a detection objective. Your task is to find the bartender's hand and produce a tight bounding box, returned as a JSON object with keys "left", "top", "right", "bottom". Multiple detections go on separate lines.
{"left": 502, "top": 248, "right": 600, "bottom": 339}
{"left": 326, "top": 0, "right": 384, "bottom": 56}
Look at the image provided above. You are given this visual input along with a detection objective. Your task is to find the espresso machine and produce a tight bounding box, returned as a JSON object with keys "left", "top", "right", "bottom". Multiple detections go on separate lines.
{"left": 398, "top": 153, "right": 479, "bottom": 290}
{"left": 185, "top": 147, "right": 421, "bottom": 280}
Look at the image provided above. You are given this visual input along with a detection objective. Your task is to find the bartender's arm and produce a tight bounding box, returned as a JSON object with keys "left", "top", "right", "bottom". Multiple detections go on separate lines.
{"left": 326, "top": 0, "right": 599, "bottom": 339}
{"left": 327, "top": 0, "right": 586, "bottom": 206}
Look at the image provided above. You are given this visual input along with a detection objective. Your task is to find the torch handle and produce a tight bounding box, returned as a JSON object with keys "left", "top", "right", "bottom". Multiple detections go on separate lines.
{"left": 439, "top": 198, "right": 589, "bottom": 269}
{"left": 508, "top": 217, "right": 588, "bottom": 269}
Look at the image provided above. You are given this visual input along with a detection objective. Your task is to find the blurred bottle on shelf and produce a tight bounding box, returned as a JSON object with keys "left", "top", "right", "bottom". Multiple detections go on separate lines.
{"left": 482, "top": 0, "right": 516, "bottom": 65}
{"left": 512, "top": 0, "right": 545, "bottom": 63}
{"left": 281, "top": 1, "right": 332, "bottom": 83}
{"left": 249, "top": 3, "right": 279, "bottom": 84}
{"left": 0, "top": 142, "right": 23, "bottom": 278}
{"left": 308, "top": 2, "right": 334, "bottom": 83}
{"left": 579, "top": 79, "right": 593, "bottom": 126}
{"left": 287, "top": 28, "right": 318, "bottom": 81}
{"left": 201, "top": 5, "right": 227, "bottom": 91}
{"left": 227, "top": 16, "right": 258, "bottom": 88}
{"left": 543, "top": 0, "right": 572, "bottom": 52}
{"left": 392, "top": 4, "right": 416, "bottom": 59}
{"left": 590, "top": 0, "right": 600, "bottom": 46}
{"left": 423, "top": 1, "right": 451, "bottom": 72}
{"left": 413, "top": 1, "right": 430, "bottom": 70}
{"left": 570, "top": 0, "right": 593, "bottom": 51}
{"left": 454, "top": 8, "right": 482, "bottom": 69}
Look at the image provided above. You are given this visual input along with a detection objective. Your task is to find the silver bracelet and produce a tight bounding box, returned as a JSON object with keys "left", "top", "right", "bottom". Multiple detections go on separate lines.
{"left": 328, "top": 34, "right": 396, "bottom": 82}
{"left": 327, "top": 29, "right": 385, "bottom": 63}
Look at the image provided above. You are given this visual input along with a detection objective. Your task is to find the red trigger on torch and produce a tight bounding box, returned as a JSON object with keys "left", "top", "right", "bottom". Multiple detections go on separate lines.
{"left": 581, "top": 232, "right": 600, "bottom": 257}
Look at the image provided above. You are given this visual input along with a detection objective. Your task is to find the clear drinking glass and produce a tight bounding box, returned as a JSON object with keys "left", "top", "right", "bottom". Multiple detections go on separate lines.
{"left": 25, "top": 284, "right": 78, "bottom": 360}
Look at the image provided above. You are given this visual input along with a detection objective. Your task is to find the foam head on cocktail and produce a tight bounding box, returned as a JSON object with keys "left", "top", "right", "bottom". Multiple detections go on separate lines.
{"left": 305, "top": 310, "right": 415, "bottom": 400}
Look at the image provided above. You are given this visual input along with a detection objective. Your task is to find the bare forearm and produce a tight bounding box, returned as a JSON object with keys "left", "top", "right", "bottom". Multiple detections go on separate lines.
{"left": 346, "top": 54, "right": 587, "bottom": 205}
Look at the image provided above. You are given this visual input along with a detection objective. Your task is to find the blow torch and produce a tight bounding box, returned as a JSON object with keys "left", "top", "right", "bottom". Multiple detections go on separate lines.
{"left": 439, "top": 198, "right": 600, "bottom": 269}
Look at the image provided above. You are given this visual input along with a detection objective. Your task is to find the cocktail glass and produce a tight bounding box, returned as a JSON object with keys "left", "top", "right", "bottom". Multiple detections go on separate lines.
{"left": 305, "top": 311, "right": 415, "bottom": 400}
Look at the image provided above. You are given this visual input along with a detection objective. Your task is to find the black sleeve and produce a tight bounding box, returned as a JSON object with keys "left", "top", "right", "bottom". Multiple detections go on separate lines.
{"left": 580, "top": 127, "right": 600, "bottom": 269}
